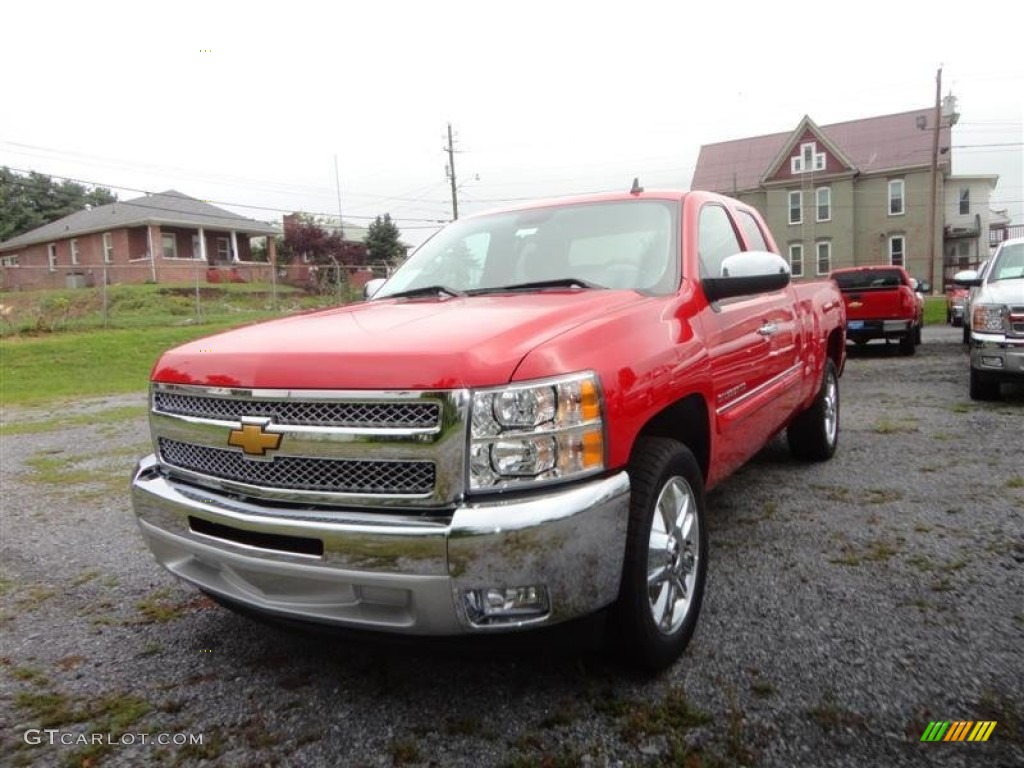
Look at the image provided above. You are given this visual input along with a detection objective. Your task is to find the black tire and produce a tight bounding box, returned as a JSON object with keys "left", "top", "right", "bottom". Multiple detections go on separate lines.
{"left": 914, "top": 324, "right": 922, "bottom": 345}
{"left": 962, "top": 324, "right": 970, "bottom": 344}
{"left": 899, "top": 332, "right": 916, "bottom": 356}
{"left": 787, "top": 359, "right": 840, "bottom": 462}
{"left": 969, "top": 367, "right": 1000, "bottom": 401}
{"left": 612, "top": 437, "right": 708, "bottom": 673}
{"left": 946, "top": 309, "right": 952, "bottom": 324}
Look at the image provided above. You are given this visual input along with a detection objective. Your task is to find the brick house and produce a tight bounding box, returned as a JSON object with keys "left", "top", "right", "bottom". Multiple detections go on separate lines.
{"left": 691, "top": 107, "right": 1000, "bottom": 289}
{"left": 0, "top": 190, "right": 281, "bottom": 290}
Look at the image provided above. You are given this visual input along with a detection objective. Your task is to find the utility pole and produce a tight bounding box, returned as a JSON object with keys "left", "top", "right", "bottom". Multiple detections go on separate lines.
{"left": 927, "top": 67, "right": 942, "bottom": 292}
{"left": 333, "top": 154, "right": 345, "bottom": 239}
{"left": 445, "top": 123, "right": 459, "bottom": 220}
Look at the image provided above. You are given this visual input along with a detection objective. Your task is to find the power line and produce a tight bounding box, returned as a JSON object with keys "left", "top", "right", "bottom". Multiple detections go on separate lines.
{"left": 0, "top": 167, "right": 451, "bottom": 224}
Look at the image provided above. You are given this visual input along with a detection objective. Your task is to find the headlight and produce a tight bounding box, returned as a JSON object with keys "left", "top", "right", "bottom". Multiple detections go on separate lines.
{"left": 469, "top": 372, "right": 605, "bottom": 491}
{"left": 972, "top": 304, "right": 1008, "bottom": 333}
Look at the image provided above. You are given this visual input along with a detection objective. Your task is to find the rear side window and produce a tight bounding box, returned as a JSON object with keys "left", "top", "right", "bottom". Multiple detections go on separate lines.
{"left": 735, "top": 210, "right": 769, "bottom": 252}
{"left": 832, "top": 269, "right": 905, "bottom": 290}
{"left": 698, "top": 205, "right": 743, "bottom": 279}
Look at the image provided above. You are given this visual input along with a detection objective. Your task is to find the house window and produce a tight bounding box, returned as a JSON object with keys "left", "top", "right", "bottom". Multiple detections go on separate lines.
{"left": 2, "top": 255, "right": 19, "bottom": 267}
{"left": 816, "top": 187, "right": 831, "bottom": 222}
{"left": 48, "top": 243, "right": 58, "bottom": 272}
{"left": 889, "top": 235, "right": 905, "bottom": 267}
{"left": 70, "top": 239, "right": 80, "bottom": 265}
{"left": 217, "top": 237, "right": 231, "bottom": 262}
{"left": 959, "top": 187, "right": 970, "bottom": 215}
{"left": 162, "top": 233, "right": 178, "bottom": 259}
{"left": 103, "top": 232, "right": 114, "bottom": 263}
{"left": 789, "top": 191, "right": 802, "bottom": 225}
{"left": 791, "top": 141, "right": 826, "bottom": 173}
{"left": 957, "top": 240, "right": 969, "bottom": 257}
{"left": 789, "top": 243, "right": 804, "bottom": 277}
{"left": 888, "top": 179, "right": 905, "bottom": 216}
{"left": 816, "top": 241, "right": 831, "bottom": 275}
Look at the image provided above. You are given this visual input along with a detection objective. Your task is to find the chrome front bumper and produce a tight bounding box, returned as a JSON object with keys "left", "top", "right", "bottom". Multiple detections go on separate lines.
{"left": 970, "top": 334, "right": 1024, "bottom": 381}
{"left": 131, "top": 455, "right": 630, "bottom": 634}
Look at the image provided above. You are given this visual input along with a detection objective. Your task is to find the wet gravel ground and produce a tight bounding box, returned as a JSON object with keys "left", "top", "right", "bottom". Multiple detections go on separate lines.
{"left": 1, "top": 324, "right": 1021, "bottom": 767}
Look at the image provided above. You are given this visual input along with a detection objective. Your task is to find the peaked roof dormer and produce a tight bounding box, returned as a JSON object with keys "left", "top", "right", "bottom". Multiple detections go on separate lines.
{"left": 760, "top": 115, "right": 858, "bottom": 185}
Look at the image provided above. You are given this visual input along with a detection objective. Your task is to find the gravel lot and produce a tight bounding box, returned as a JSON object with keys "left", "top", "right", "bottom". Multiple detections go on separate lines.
{"left": 1, "top": 324, "right": 1021, "bottom": 768}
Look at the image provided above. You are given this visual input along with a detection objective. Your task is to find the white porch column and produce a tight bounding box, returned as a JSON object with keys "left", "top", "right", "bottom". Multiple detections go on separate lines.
{"left": 230, "top": 230, "right": 240, "bottom": 263}
{"left": 198, "top": 227, "right": 207, "bottom": 263}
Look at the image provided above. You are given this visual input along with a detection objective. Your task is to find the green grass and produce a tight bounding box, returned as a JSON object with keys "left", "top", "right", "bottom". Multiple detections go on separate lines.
{"left": 923, "top": 296, "right": 947, "bottom": 325}
{"left": 1, "top": 321, "right": 261, "bottom": 405}
{"left": 0, "top": 282, "right": 348, "bottom": 406}
{"left": 0, "top": 405, "right": 147, "bottom": 436}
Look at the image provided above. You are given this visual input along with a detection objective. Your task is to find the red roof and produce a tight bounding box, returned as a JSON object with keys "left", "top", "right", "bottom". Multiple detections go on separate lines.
{"left": 692, "top": 108, "right": 952, "bottom": 193}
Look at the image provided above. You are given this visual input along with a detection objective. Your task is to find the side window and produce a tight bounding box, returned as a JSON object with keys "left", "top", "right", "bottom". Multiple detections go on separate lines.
{"left": 698, "top": 205, "right": 743, "bottom": 279}
{"left": 735, "top": 210, "right": 769, "bottom": 252}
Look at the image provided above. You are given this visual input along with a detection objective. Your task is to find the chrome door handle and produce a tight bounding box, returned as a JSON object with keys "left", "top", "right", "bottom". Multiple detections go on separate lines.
{"left": 757, "top": 322, "right": 778, "bottom": 336}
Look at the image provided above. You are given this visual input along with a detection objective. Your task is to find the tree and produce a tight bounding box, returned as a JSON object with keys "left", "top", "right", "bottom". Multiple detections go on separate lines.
{"left": 365, "top": 214, "right": 405, "bottom": 266}
{"left": 0, "top": 168, "right": 117, "bottom": 242}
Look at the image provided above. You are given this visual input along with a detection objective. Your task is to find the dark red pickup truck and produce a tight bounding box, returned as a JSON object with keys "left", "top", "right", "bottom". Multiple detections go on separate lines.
{"left": 132, "top": 189, "right": 846, "bottom": 671}
{"left": 830, "top": 265, "right": 927, "bottom": 355}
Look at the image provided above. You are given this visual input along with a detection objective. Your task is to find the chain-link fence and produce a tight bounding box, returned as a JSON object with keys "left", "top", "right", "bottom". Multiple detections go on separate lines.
{"left": 0, "top": 262, "right": 391, "bottom": 335}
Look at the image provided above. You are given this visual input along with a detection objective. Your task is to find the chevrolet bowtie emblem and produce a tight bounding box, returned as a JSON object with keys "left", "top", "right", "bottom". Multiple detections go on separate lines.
{"left": 228, "top": 421, "right": 282, "bottom": 456}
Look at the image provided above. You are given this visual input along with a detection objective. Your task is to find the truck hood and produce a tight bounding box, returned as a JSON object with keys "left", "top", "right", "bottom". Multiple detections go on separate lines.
{"left": 153, "top": 291, "right": 641, "bottom": 390}
{"left": 978, "top": 278, "right": 1024, "bottom": 306}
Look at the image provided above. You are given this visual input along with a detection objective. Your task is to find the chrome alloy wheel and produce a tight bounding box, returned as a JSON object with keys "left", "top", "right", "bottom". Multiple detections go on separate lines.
{"left": 823, "top": 369, "right": 838, "bottom": 447}
{"left": 647, "top": 476, "right": 700, "bottom": 635}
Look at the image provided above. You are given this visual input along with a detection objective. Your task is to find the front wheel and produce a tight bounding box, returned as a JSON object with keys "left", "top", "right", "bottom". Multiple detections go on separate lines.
{"left": 969, "top": 367, "right": 1000, "bottom": 401}
{"left": 612, "top": 438, "right": 708, "bottom": 673}
{"left": 787, "top": 359, "right": 840, "bottom": 461}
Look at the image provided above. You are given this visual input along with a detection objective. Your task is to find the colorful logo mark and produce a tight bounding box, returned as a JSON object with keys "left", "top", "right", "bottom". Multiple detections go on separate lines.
{"left": 920, "top": 721, "right": 997, "bottom": 742}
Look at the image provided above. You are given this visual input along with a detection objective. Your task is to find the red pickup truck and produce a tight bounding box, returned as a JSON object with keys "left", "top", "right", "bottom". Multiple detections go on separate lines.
{"left": 830, "top": 265, "right": 926, "bottom": 355}
{"left": 132, "top": 189, "right": 846, "bottom": 671}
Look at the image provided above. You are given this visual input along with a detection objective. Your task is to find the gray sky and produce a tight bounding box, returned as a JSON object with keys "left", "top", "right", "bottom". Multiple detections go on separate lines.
{"left": 3, "top": 1, "right": 1021, "bottom": 248}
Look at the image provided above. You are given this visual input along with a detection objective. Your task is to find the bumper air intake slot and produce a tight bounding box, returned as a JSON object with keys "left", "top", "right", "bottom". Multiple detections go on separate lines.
{"left": 188, "top": 516, "right": 324, "bottom": 558}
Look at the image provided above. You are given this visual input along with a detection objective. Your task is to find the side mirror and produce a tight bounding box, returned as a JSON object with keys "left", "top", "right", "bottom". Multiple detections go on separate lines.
{"left": 952, "top": 270, "right": 981, "bottom": 288}
{"left": 702, "top": 251, "right": 791, "bottom": 302}
{"left": 363, "top": 278, "right": 387, "bottom": 300}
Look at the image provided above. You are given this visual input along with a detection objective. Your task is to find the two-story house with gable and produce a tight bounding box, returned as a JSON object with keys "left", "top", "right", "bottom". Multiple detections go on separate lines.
{"left": 691, "top": 108, "right": 997, "bottom": 289}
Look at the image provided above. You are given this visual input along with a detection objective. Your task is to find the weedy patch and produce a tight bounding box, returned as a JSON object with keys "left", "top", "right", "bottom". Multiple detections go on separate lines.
{"left": 807, "top": 699, "right": 869, "bottom": 732}
{"left": 946, "top": 403, "right": 972, "bottom": 414}
{"left": 750, "top": 680, "right": 776, "bottom": 698}
{"left": 133, "top": 587, "right": 187, "bottom": 624}
{"left": 0, "top": 405, "right": 147, "bottom": 437}
{"left": 873, "top": 417, "right": 919, "bottom": 434}
{"left": 390, "top": 736, "right": 422, "bottom": 766}
{"left": 1006, "top": 476, "right": 1024, "bottom": 489}
{"left": 620, "top": 686, "right": 711, "bottom": 744}
{"left": 864, "top": 488, "right": 903, "bottom": 504}
{"left": 10, "top": 666, "right": 50, "bottom": 686}
{"left": 540, "top": 699, "right": 580, "bottom": 729}
{"left": 811, "top": 484, "right": 851, "bottom": 502}
{"left": 69, "top": 570, "right": 101, "bottom": 588}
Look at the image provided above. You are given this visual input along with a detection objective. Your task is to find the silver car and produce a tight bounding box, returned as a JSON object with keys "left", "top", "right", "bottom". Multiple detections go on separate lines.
{"left": 954, "top": 237, "right": 1024, "bottom": 400}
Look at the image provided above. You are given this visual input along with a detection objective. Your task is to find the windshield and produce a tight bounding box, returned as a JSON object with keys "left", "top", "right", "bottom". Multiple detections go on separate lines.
{"left": 374, "top": 199, "right": 680, "bottom": 298}
{"left": 987, "top": 242, "right": 1024, "bottom": 282}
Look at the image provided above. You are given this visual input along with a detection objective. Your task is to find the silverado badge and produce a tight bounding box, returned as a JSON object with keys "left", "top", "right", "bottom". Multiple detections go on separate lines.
{"left": 228, "top": 420, "right": 282, "bottom": 456}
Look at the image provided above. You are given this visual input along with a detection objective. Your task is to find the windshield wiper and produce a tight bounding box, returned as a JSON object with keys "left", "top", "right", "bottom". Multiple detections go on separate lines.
{"left": 469, "top": 278, "right": 599, "bottom": 295}
{"left": 384, "top": 284, "right": 466, "bottom": 299}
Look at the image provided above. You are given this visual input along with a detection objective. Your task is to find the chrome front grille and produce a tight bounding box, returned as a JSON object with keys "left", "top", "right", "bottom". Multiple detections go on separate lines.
{"left": 154, "top": 392, "right": 440, "bottom": 429}
{"left": 159, "top": 438, "right": 436, "bottom": 495}
{"left": 149, "top": 383, "right": 470, "bottom": 507}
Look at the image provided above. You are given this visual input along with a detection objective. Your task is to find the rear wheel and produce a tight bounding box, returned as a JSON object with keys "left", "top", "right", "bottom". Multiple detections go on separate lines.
{"left": 969, "top": 367, "right": 1000, "bottom": 401}
{"left": 613, "top": 438, "right": 707, "bottom": 673}
{"left": 787, "top": 359, "right": 840, "bottom": 461}
{"left": 899, "top": 332, "right": 916, "bottom": 356}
